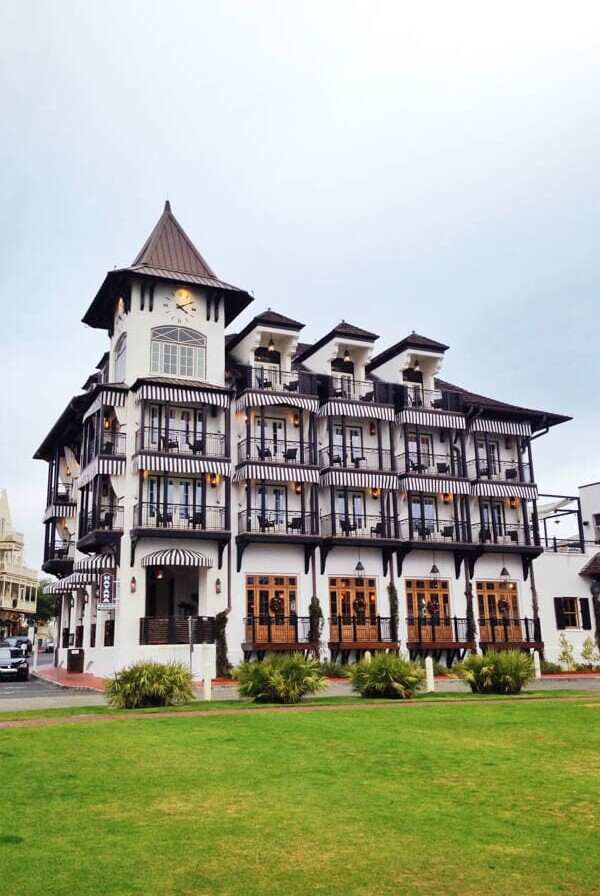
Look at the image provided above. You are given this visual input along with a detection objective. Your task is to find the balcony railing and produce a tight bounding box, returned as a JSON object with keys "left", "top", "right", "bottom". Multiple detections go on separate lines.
{"left": 473, "top": 523, "right": 537, "bottom": 547}
{"left": 320, "top": 514, "right": 394, "bottom": 538}
{"left": 398, "top": 386, "right": 463, "bottom": 412}
{"left": 244, "top": 615, "right": 311, "bottom": 645}
{"left": 238, "top": 509, "right": 318, "bottom": 536}
{"left": 135, "top": 503, "right": 226, "bottom": 531}
{"left": 319, "top": 446, "right": 392, "bottom": 471}
{"left": 49, "top": 485, "right": 76, "bottom": 503}
{"left": 139, "top": 616, "right": 216, "bottom": 645}
{"left": 467, "top": 459, "right": 532, "bottom": 482}
{"left": 81, "top": 431, "right": 126, "bottom": 467}
{"left": 237, "top": 365, "right": 320, "bottom": 397}
{"left": 478, "top": 616, "right": 541, "bottom": 644}
{"left": 406, "top": 616, "right": 471, "bottom": 643}
{"left": 136, "top": 428, "right": 226, "bottom": 457}
{"left": 328, "top": 615, "right": 395, "bottom": 644}
{"left": 398, "top": 517, "right": 470, "bottom": 542}
{"left": 397, "top": 453, "right": 462, "bottom": 476}
{"left": 238, "top": 438, "right": 315, "bottom": 465}
{"left": 46, "top": 541, "right": 75, "bottom": 562}
{"left": 79, "top": 505, "right": 124, "bottom": 537}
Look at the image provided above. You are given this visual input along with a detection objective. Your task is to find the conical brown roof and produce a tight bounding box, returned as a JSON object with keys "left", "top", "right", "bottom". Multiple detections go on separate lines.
{"left": 132, "top": 200, "right": 217, "bottom": 278}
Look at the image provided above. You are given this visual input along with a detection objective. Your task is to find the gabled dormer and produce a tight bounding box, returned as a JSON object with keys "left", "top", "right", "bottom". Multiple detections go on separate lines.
{"left": 295, "top": 321, "right": 378, "bottom": 377}
{"left": 367, "top": 332, "right": 449, "bottom": 390}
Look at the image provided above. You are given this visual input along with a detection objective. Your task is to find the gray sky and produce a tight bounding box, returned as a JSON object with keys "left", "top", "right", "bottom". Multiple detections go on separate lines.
{"left": 1, "top": 0, "right": 598, "bottom": 566}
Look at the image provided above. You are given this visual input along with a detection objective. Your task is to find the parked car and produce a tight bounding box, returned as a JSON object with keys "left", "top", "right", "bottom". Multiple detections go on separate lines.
{"left": 2, "top": 636, "right": 33, "bottom": 656}
{"left": 45, "top": 640, "right": 56, "bottom": 653}
{"left": 0, "top": 647, "right": 29, "bottom": 681}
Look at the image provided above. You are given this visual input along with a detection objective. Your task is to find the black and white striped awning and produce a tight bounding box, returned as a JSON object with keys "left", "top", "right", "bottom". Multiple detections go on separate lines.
{"left": 396, "top": 409, "right": 467, "bottom": 430}
{"left": 43, "top": 572, "right": 96, "bottom": 593}
{"left": 233, "top": 463, "right": 320, "bottom": 483}
{"left": 43, "top": 502, "right": 76, "bottom": 522}
{"left": 78, "top": 457, "right": 126, "bottom": 488}
{"left": 136, "top": 383, "right": 230, "bottom": 408}
{"left": 73, "top": 553, "right": 114, "bottom": 572}
{"left": 235, "top": 392, "right": 319, "bottom": 412}
{"left": 83, "top": 389, "right": 127, "bottom": 421}
{"left": 320, "top": 470, "right": 397, "bottom": 489}
{"left": 141, "top": 548, "right": 213, "bottom": 568}
{"left": 134, "top": 454, "right": 231, "bottom": 476}
{"left": 471, "top": 482, "right": 538, "bottom": 500}
{"left": 317, "top": 401, "right": 395, "bottom": 421}
{"left": 400, "top": 476, "right": 471, "bottom": 495}
{"left": 469, "top": 418, "right": 532, "bottom": 437}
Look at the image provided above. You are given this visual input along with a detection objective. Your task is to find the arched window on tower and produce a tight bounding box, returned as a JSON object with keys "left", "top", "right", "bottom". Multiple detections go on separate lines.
{"left": 150, "top": 326, "right": 207, "bottom": 380}
{"left": 114, "top": 334, "right": 127, "bottom": 382}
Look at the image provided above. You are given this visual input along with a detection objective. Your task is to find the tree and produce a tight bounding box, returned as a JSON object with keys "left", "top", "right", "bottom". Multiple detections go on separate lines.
{"left": 30, "top": 581, "right": 57, "bottom": 623}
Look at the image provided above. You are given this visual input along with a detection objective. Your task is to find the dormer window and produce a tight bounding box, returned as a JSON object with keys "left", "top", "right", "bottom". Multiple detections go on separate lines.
{"left": 150, "top": 326, "right": 206, "bottom": 380}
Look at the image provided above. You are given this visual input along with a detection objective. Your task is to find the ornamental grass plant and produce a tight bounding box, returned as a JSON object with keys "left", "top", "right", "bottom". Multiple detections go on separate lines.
{"left": 105, "top": 660, "right": 194, "bottom": 708}
{"left": 454, "top": 649, "right": 534, "bottom": 695}
{"left": 349, "top": 652, "right": 425, "bottom": 699}
{"left": 235, "top": 652, "right": 327, "bottom": 703}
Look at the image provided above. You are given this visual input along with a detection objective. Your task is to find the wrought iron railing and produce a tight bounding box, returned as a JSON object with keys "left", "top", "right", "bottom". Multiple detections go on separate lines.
{"left": 136, "top": 428, "right": 226, "bottom": 456}
{"left": 466, "top": 458, "right": 532, "bottom": 482}
{"left": 320, "top": 513, "right": 394, "bottom": 538}
{"left": 50, "top": 485, "right": 76, "bottom": 503}
{"left": 236, "top": 365, "right": 320, "bottom": 397}
{"left": 139, "top": 616, "right": 216, "bottom": 645}
{"left": 46, "top": 541, "right": 75, "bottom": 562}
{"left": 406, "top": 616, "right": 470, "bottom": 643}
{"left": 478, "top": 616, "right": 541, "bottom": 644}
{"left": 79, "top": 505, "right": 124, "bottom": 537}
{"left": 82, "top": 431, "right": 126, "bottom": 467}
{"left": 328, "top": 616, "right": 395, "bottom": 643}
{"left": 244, "top": 616, "right": 311, "bottom": 645}
{"left": 397, "top": 452, "right": 462, "bottom": 477}
{"left": 398, "top": 517, "right": 470, "bottom": 542}
{"left": 238, "top": 438, "right": 315, "bottom": 465}
{"left": 135, "top": 503, "right": 226, "bottom": 531}
{"left": 473, "top": 524, "right": 536, "bottom": 547}
{"left": 238, "top": 509, "right": 318, "bottom": 535}
{"left": 319, "top": 445, "right": 392, "bottom": 470}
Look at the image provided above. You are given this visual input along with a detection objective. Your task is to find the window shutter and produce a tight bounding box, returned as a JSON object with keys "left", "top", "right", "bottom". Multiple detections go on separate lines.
{"left": 579, "top": 598, "right": 592, "bottom": 631}
{"left": 554, "top": 597, "right": 566, "bottom": 630}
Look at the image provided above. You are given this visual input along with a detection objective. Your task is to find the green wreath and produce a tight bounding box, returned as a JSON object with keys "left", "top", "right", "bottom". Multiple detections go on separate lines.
{"left": 353, "top": 597, "right": 367, "bottom": 614}
{"left": 270, "top": 596, "right": 285, "bottom": 614}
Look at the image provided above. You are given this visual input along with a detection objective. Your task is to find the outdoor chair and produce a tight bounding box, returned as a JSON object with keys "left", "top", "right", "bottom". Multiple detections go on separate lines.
{"left": 257, "top": 515, "right": 275, "bottom": 532}
{"left": 257, "top": 446, "right": 272, "bottom": 460}
{"left": 283, "top": 447, "right": 297, "bottom": 461}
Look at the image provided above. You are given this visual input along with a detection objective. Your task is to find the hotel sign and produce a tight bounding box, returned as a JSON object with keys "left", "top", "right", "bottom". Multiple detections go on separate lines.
{"left": 98, "top": 571, "right": 116, "bottom": 610}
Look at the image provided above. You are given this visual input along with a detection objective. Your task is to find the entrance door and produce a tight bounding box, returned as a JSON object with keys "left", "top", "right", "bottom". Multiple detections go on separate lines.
{"left": 476, "top": 581, "right": 521, "bottom": 642}
{"left": 246, "top": 576, "right": 298, "bottom": 644}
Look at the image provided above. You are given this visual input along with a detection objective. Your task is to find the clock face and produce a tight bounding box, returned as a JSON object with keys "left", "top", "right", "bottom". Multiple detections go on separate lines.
{"left": 162, "top": 287, "right": 199, "bottom": 321}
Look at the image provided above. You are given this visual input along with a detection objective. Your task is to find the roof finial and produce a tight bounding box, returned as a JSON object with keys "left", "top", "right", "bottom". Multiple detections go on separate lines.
{"left": 164, "top": 199, "right": 171, "bottom": 213}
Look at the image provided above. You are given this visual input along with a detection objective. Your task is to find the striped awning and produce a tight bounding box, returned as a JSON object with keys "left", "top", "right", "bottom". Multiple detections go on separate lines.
{"left": 396, "top": 409, "right": 467, "bottom": 430}
{"left": 141, "top": 548, "right": 213, "bottom": 568}
{"left": 83, "top": 389, "right": 127, "bottom": 422}
{"left": 78, "top": 457, "right": 126, "bottom": 488}
{"left": 43, "top": 502, "right": 76, "bottom": 522}
{"left": 136, "top": 383, "right": 230, "bottom": 408}
{"left": 44, "top": 572, "right": 96, "bottom": 593}
{"left": 320, "top": 470, "right": 397, "bottom": 489}
{"left": 471, "top": 482, "right": 538, "bottom": 500}
{"left": 318, "top": 401, "right": 395, "bottom": 421}
{"left": 469, "top": 418, "right": 532, "bottom": 437}
{"left": 73, "top": 553, "right": 114, "bottom": 572}
{"left": 233, "top": 463, "right": 320, "bottom": 483}
{"left": 401, "top": 476, "right": 471, "bottom": 495}
{"left": 134, "top": 454, "right": 231, "bottom": 476}
{"left": 236, "top": 392, "right": 319, "bottom": 412}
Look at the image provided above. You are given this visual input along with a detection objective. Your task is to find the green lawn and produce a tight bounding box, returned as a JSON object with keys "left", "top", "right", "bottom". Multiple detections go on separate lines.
{"left": 3, "top": 701, "right": 600, "bottom": 895}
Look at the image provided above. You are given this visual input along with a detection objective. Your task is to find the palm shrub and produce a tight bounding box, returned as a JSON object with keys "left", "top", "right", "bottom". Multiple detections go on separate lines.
{"left": 349, "top": 652, "right": 425, "bottom": 699}
{"left": 106, "top": 660, "right": 194, "bottom": 709}
{"left": 454, "top": 649, "right": 534, "bottom": 695}
{"left": 235, "top": 653, "right": 327, "bottom": 704}
{"left": 319, "top": 659, "right": 350, "bottom": 678}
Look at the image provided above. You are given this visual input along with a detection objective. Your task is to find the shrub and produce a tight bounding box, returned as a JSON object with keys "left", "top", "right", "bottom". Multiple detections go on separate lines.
{"left": 235, "top": 653, "right": 327, "bottom": 704}
{"left": 557, "top": 633, "right": 576, "bottom": 671}
{"left": 106, "top": 661, "right": 194, "bottom": 709}
{"left": 417, "top": 657, "right": 450, "bottom": 676}
{"left": 319, "top": 659, "right": 350, "bottom": 678}
{"left": 580, "top": 636, "right": 600, "bottom": 670}
{"left": 540, "top": 659, "right": 562, "bottom": 675}
{"left": 349, "top": 652, "right": 425, "bottom": 699}
{"left": 454, "top": 650, "right": 534, "bottom": 695}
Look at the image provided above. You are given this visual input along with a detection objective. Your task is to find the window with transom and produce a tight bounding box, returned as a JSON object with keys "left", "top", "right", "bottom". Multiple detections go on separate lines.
{"left": 150, "top": 326, "right": 206, "bottom": 380}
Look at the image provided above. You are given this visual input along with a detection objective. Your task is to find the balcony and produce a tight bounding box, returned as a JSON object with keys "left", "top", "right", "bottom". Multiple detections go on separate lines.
{"left": 237, "top": 365, "right": 320, "bottom": 397}
{"left": 467, "top": 459, "right": 533, "bottom": 483}
{"left": 473, "top": 523, "right": 538, "bottom": 548}
{"left": 399, "top": 386, "right": 462, "bottom": 412}
{"left": 398, "top": 517, "right": 470, "bottom": 543}
{"left": 49, "top": 485, "right": 76, "bottom": 503}
{"left": 79, "top": 505, "right": 124, "bottom": 539}
{"left": 328, "top": 615, "right": 397, "bottom": 658}
{"left": 42, "top": 540, "right": 75, "bottom": 576}
{"left": 319, "top": 446, "right": 392, "bottom": 471}
{"left": 321, "top": 513, "right": 395, "bottom": 539}
{"left": 81, "top": 431, "right": 126, "bottom": 467}
{"left": 406, "top": 616, "right": 473, "bottom": 648}
{"left": 139, "top": 616, "right": 216, "bottom": 645}
{"left": 238, "top": 509, "right": 318, "bottom": 536}
{"left": 137, "top": 428, "right": 226, "bottom": 457}
{"left": 397, "top": 452, "right": 462, "bottom": 477}
{"left": 243, "top": 615, "right": 311, "bottom": 657}
{"left": 478, "top": 616, "right": 542, "bottom": 649}
{"left": 238, "top": 438, "right": 316, "bottom": 465}
{"left": 135, "top": 503, "right": 226, "bottom": 532}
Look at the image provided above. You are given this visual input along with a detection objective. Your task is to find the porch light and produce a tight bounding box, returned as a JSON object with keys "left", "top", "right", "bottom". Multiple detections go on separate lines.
{"left": 293, "top": 413, "right": 300, "bottom": 428}
{"left": 209, "top": 472, "right": 219, "bottom": 488}
{"left": 294, "top": 481, "right": 302, "bottom": 494}
{"left": 370, "top": 487, "right": 380, "bottom": 500}
{"left": 369, "top": 421, "right": 376, "bottom": 436}
{"left": 343, "top": 347, "right": 351, "bottom": 363}
{"left": 103, "top": 417, "right": 111, "bottom": 430}
{"left": 430, "top": 563, "right": 440, "bottom": 585}
{"left": 355, "top": 560, "right": 365, "bottom": 574}
{"left": 441, "top": 492, "right": 452, "bottom": 505}
{"left": 154, "top": 566, "right": 165, "bottom": 581}
{"left": 413, "top": 359, "right": 420, "bottom": 372}
{"left": 500, "top": 566, "right": 510, "bottom": 585}
{"left": 215, "top": 578, "right": 222, "bottom": 595}
{"left": 267, "top": 337, "right": 275, "bottom": 352}
{"left": 508, "top": 496, "right": 519, "bottom": 509}
{"left": 130, "top": 576, "right": 136, "bottom": 593}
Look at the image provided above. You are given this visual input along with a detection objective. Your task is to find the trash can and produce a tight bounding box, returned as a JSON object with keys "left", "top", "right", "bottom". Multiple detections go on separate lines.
{"left": 67, "top": 648, "right": 84, "bottom": 673}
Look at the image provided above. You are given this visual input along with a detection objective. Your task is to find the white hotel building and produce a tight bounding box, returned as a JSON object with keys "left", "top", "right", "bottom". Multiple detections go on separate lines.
{"left": 36, "top": 203, "right": 572, "bottom": 678}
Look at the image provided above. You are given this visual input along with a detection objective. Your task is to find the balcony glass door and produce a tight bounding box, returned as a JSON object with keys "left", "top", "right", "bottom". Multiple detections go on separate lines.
{"left": 408, "top": 432, "right": 433, "bottom": 471}
{"left": 477, "top": 581, "right": 521, "bottom": 641}
{"left": 477, "top": 440, "right": 500, "bottom": 477}
{"left": 255, "top": 417, "right": 285, "bottom": 460}
{"left": 410, "top": 495, "right": 436, "bottom": 537}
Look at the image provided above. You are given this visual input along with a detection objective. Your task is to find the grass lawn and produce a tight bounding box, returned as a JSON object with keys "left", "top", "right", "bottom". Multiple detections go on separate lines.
{"left": 3, "top": 701, "right": 599, "bottom": 896}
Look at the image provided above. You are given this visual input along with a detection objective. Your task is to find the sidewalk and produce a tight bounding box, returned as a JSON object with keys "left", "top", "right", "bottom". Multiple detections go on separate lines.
{"left": 33, "top": 665, "right": 107, "bottom": 692}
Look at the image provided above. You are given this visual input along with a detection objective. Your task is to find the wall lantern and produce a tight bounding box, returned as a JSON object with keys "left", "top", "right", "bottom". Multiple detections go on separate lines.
{"left": 499, "top": 565, "right": 510, "bottom": 585}
{"left": 294, "top": 481, "right": 302, "bottom": 495}
{"left": 209, "top": 472, "right": 219, "bottom": 488}
{"left": 103, "top": 417, "right": 111, "bottom": 430}
{"left": 369, "top": 421, "right": 377, "bottom": 436}
{"left": 441, "top": 492, "right": 452, "bottom": 505}
{"left": 370, "top": 487, "right": 380, "bottom": 500}
{"left": 430, "top": 563, "right": 440, "bottom": 585}
{"left": 413, "top": 359, "right": 421, "bottom": 372}
{"left": 154, "top": 566, "right": 165, "bottom": 581}
{"left": 355, "top": 559, "right": 365, "bottom": 575}
{"left": 293, "top": 413, "right": 300, "bottom": 428}
{"left": 508, "top": 496, "right": 519, "bottom": 509}
{"left": 505, "top": 437, "right": 513, "bottom": 450}
{"left": 130, "top": 576, "right": 137, "bottom": 593}
{"left": 215, "top": 578, "right": 222, "bottom": 595}
{"left": 343, "top": 347, "right": 351, "bottom": 363}
{"left": 267, "top": 337, "right": 275, "bottom": 353}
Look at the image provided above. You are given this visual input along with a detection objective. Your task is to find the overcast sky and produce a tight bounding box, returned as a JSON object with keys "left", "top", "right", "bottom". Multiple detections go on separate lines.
{"left": 1, "top": 1, "right": 599, "bottom": 566}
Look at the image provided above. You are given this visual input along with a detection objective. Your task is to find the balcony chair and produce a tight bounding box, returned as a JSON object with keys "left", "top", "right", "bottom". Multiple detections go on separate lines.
{"left": 257, "top": 514, "right": 276, "bottom": 532}
{"left": 410, "top": 461, "right": 427, "bottom": 473}
{"left": 479, "top": 528, "right": 491, "bottom": 543}
{"left": 505, "top": 468, "right": 518, "bottom": 480}
{"left": 157, "top": 511, "right": 173, "bottom": 527}
{"left": 370, "top": 521, "right": 385, "bottom": 537}
{"left": 441, "top": 525, "right": 454, "bottom": 539}
{"left": 257, "top": 377, "right": 272, "bottom": 389}
{"left": 360, "top": 390, "right": 374, "bottom": 402}
{"left": 414, "top": 524, "right": 431, "bottom": 539}
{"left": 288, "top": 517, "right": 303, "bottom": 533}
{"left": 188, "top": 439, "right": 204, "bottom": 454}
{"left": 352, "top": 455, "right": 365, "bottom": 468}
{"left": 436, "top": 462, "right": 450, "bottom": 474}
{"left": 102, "top": 441, "right": 113, "bottom": 455}
{"left": 432, "top": 397, "right": 444, "bottom": 409}
{"left": 257, "top": 446, "right": 272, "bottom": 460}
{"left": 331, "top": 454, "right": 342, "bottom": 465}
{"left": 100, "top": 511, "right": 114, "bottom": 529}
{"left": 283, "top": 380, "right": 299, "bottom": 392}
{"left": 188, "top": 511, "right": 204, "bottom": 529}
{"left": 507, "top": 529, "right": 519, "bottom": 543}
{"left": 339, "top": 519, "right": 357, "bottom": 535}
{"left": 283, "top": 447, "right": 297, "bottom": 462}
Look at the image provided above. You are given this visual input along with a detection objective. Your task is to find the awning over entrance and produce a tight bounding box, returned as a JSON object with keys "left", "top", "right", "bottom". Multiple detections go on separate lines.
{"left": 141, "top": 548, "right": 213, "bottom": 568}
{"left": 73, "top": 553, "right": 114, "bottom": 571}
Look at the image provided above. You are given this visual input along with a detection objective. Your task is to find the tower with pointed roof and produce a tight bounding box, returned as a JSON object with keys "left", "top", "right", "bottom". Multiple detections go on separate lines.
{"left": 0, "top": 490, "right": 38, "bottom": 639}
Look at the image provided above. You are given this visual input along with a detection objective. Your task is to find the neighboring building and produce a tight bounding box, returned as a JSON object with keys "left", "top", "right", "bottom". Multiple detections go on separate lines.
{"left": 0, "top": 490, "right": 38, "bottom": 638}
{"left": 35, "top": 203, "right": 572, "bottom": 678}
